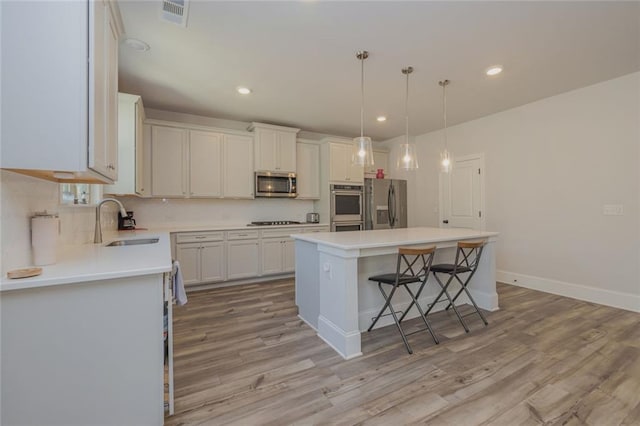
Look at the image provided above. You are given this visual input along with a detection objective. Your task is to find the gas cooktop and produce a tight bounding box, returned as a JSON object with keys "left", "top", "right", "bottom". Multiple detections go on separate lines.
{"left": 247, "top": 221, "right": 301, "bottom": 226}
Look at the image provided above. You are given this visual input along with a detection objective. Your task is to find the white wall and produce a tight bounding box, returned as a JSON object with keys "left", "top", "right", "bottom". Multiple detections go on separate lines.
{"left": 383, "top": 72, "right": 640, "bottom": 311}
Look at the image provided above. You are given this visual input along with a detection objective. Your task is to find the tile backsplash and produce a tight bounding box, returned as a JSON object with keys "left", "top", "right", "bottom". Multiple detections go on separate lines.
{"left": 0, "top": 171, "right": 116, "bottom": 273}
{"left": 116, "top": 197, "right": 315, "bottom": 229}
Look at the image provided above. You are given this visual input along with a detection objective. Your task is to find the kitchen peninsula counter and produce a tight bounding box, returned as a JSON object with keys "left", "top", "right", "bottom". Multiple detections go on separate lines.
{"left": 0, "top": 231, "right": 172, "bottom": 292}
{"left": 1, "top": 232, "right": 171, "bottom": 425}
{"left": 291, "top": 227, "right": 499, "bottom": 359}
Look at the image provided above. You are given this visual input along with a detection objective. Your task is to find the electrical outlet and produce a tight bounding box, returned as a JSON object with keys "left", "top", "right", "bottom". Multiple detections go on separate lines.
{"left": 602, "top": 204, "right": 624, "bottom": 216}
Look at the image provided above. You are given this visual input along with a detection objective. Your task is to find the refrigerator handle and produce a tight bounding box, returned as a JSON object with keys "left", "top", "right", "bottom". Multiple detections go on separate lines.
{"left": 389, "top": 184, "right": 396, "bottom": 227}
{"left": 387, "top": 184, "right": 393, "bottom": 227}
{"left": 366, "top": 190, "right": 372, "bottom": 229}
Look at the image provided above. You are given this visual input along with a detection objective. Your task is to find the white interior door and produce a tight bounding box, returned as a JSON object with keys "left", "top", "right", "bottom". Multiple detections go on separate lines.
{"left": 441, "top": 154, "right": 484, "bottom": 230}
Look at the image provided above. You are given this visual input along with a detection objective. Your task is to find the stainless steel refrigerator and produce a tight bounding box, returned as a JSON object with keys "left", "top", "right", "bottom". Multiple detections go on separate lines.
{"left": 364, "top": 178, "right": 408, "bottom": 230}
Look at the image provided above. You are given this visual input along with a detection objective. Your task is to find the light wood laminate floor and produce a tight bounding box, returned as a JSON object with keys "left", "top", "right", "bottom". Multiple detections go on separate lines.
{"left": 166, "top": 281, "right": 640, "bottom": 425}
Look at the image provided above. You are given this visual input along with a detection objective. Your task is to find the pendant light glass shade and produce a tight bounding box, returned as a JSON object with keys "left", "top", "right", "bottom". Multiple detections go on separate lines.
{"left": 397, "top": 66, "right": 418, "bottom": 171}
{"left": 353, "top": 136, "right": 374, "bottom": 166}
{"left": 440, "top": 149, "right": 451, "bottom": 173}
{"left": 352, "top": 51, "right": 374, "bottom": 167}
{"left": 439, "top": 79, "right": 451, "bottom": 173}
{"left": 397, "top": 142, "right": 419, "bottom": 170}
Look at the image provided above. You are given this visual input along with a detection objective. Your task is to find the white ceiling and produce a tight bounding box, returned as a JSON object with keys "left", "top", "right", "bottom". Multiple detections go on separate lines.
{"left": 118, "top": 1, "right": 640, "bottom": 141}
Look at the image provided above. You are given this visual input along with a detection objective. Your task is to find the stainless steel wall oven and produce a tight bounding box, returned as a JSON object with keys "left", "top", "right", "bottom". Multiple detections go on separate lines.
{"left": 330, "top": 184, "right": 363, "bottom": 231}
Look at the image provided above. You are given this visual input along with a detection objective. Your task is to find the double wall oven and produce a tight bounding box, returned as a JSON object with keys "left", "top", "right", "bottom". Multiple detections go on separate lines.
{"left": 330, "top": 184, "right": 364, "bottom": 232}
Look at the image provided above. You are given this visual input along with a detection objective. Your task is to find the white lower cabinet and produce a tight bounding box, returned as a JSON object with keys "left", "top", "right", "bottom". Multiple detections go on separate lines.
{"left": 201, "top": 243, "right": 225, "bottom": 282}
{"left": 175, "top": 243, "right": 201, "bottom": 286}
{"left": 283, "top": 239, "right": 296, "bottom": 272}
{"left": 260, "top": 228, "right": 302, "bottom": 275}
{"left": 261, "top": 238, "right": 296, "bottom": 275}
{"left": 227, "top": 240, "right": 260, "bottom": 280}
{"left": 173, "top": 227, "right": 322, "bottom": 285}
{"left": 261, "top": 239, "right": 285, "bottom": 275}
{"left": 174, "top": 232, "right": 225, "bottom": 285}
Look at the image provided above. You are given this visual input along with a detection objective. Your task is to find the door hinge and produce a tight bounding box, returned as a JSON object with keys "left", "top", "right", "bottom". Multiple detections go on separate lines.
{"left": 478, "top": 211, "right": 482, "bottom": 218}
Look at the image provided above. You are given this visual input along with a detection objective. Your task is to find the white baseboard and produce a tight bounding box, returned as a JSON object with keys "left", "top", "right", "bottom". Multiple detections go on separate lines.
{"left": 317, "top": 315, "right": 362, "bottom": 360}
{"left": 496, "top": 270, "right": 640, "bottom": 313}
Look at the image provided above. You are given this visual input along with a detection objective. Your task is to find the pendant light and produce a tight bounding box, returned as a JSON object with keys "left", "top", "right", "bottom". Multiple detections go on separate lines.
{"left": 397, "top": 67, "right": 419, "bottom": 170}
{"left": 439, "top": 79, "right": 451, "bottom": 173}
{"left": 352, "top": 51, "right": 374, "bottom": 167}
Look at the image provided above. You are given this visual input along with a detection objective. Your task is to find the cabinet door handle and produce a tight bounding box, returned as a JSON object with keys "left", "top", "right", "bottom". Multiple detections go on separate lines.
{"left": 195, "top": 236, "right": 206, "bottom": 239}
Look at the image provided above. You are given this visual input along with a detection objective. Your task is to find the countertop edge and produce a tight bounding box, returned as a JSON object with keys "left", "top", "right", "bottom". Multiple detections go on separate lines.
{"left": 291, "top": 229, "right": 499, "bottom": 250}
{"left": 0, "top": 265, "right": 172, "bottom": 292}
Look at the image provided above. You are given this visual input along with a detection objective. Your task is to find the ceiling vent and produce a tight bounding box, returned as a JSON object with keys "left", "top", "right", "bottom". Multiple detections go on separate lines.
{"left": 160, "top": 0, "right": 189, "bottom": 27}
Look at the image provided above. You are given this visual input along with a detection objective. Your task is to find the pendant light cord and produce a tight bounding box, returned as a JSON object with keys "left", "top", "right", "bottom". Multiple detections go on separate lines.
{"left": 442, "top": 82, "right": 448, "bottom": 149}
{"left": 405, "top": 71, "right": 409, "bottom": 145}
{"left": 360, "top": 55, "right": 365, "bottom": 139}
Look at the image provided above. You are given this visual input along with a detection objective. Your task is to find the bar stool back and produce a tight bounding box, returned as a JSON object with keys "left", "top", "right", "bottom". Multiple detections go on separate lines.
{"left": 425, "top": 240, "right": 488, "bottom": 332}
{"left": 367, "top": 246, "right": 439, "bottom": 354}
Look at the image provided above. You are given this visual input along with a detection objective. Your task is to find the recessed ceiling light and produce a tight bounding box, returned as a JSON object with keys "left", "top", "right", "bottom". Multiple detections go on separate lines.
{"left": 486, "top": 65, "right": 503, "bottom": 76}
{"left": 376, "top": 116, "right": 387, "bottom": 122}
{"left": 237, "top": 87, "right": 252, "bottom": 95}
{"left": 123, "top": 38, "right": 150, "bottom": 52}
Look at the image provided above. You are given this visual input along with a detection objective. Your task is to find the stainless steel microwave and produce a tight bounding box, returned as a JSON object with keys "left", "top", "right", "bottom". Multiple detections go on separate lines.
{"left": 255, "top": 172, "right": 297, "bottom": 198}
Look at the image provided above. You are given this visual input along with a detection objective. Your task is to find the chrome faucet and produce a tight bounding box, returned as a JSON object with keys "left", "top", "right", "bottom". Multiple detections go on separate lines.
{"left": 94, "top": 198, "right": 128, "bottom": 244}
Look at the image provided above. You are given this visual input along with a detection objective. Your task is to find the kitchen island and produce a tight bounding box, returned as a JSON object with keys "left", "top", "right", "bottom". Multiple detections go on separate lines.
{"left": 291, "top": 227, "right": 499, "bottom": 359}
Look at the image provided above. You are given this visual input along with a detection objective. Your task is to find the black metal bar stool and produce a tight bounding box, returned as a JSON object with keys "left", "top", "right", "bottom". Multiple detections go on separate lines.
{"left": 367, "top": 246, "right": 439, "bottom": 354}
{"left": 425, "top": 240, "right": 488, "bottom": 332}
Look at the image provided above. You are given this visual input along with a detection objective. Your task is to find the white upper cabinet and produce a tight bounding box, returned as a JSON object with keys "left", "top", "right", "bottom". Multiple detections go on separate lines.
{"left": 104, "top": 93, "right": 148, "bottom": 196}
{"left": 0, "top": 0, "right": 122, "bottom": 183}
{"left": 223, "top": 135, "right": 255, "bottom": 199}
{"left": 365, "top": 150, "right": 390, "bottom": 176}
{"left": 249, "top": 123, "right": 300, "bottom": 173}
{"left": 151, "top": 126, "right": 188, "bottom": 197}
{"left": 149, "top": 122, "right": 254, "bottom": 199}
{"left": 329, "top": 142, "right": 364, "bottom": 184}
{"left": 189, "top": 130, "right": 222, "bottom": 198}
{"left": 296, "top": 142, "right": 320, "bottom": 199}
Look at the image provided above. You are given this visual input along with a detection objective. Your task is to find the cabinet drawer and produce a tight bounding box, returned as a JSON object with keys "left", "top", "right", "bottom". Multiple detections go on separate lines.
{"left": 304, "top": 227, "right": 329, "bottom": 233}
{"left": 175, "top": 231, "right": 224, "bottom": 244}
{"left": 261, "top": 228, "right": 302, "bottom": 239}
{"left": 227, "top": 230, "right": 260, "bottom": 240}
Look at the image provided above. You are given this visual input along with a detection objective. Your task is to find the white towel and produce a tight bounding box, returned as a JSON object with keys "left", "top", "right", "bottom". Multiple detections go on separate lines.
{"left": 172, "top": 260, "right": 188, "bottom": 306}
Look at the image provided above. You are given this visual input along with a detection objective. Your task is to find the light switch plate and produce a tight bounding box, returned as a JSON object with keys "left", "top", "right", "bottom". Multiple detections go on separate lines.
{"left": 602, "top": 204, "right": 624, "bottom": 216}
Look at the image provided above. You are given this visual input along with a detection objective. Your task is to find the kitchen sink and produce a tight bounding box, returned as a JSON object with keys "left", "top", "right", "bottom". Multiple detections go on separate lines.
{"left": 106, "top": 238, "right": 159, "bottom": 247}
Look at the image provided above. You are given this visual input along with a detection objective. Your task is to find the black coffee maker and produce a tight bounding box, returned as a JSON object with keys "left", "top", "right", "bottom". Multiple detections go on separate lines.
{"left": 118, "top": 211, "right": 136, "bottom": 230}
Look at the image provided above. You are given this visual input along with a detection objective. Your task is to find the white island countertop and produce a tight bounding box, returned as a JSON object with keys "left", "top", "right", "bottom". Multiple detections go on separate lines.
{"left": 291, "top": 227, "right": 499, "bottom": 250}
{"left": 1, "top": 232, "right": 172, "bottom": 292}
